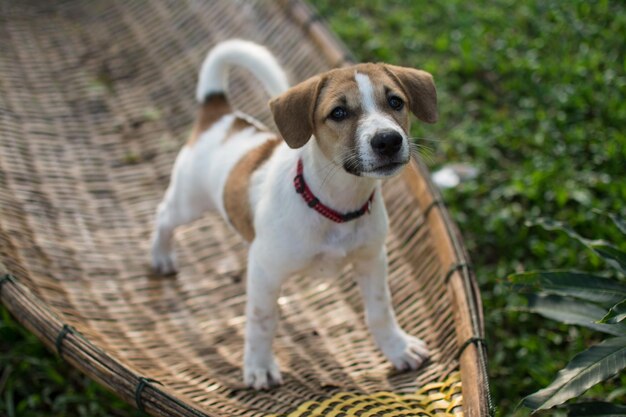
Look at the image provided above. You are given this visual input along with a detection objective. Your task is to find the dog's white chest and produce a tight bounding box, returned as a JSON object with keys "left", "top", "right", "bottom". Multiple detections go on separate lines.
{"left": 300, "top": 224, "right": 365, "bottom": 278}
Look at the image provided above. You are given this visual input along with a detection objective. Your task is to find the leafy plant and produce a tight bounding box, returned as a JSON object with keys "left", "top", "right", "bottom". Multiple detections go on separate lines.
{"left": 509, "top": 214, "right": 626, "bottom": 414}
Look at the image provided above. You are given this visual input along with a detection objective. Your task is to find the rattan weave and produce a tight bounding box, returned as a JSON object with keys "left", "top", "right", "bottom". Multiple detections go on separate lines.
{"left": 0, "top": 1, "right": 491, "bottom": 416}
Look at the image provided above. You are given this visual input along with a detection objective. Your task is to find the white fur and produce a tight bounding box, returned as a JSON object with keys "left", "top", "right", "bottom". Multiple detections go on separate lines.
{"left": 355, "top": 72, "right": 377, "bottom": 112}
{"left": 196, "top": 39, "right": 289, "bottom": 102}
{"left": 152, "top": 42, "right": 429, "bottom": 390}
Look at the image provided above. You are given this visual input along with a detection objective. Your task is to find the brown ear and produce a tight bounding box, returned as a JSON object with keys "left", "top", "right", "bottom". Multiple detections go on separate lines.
{"left": 384, "top": 64, "right": 438, "bottom": 123}
{"left": 269, "top": 75, "right": 324, "bottom": 149}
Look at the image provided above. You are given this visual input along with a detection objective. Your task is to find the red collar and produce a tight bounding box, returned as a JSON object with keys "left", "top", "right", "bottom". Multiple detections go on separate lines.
{"left": 293, "top": 159, "right": 374, "bottom": 223}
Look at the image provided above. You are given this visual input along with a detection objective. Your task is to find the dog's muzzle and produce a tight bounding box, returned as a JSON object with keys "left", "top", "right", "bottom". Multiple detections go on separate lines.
{"left": 371, "top": 130, "right": 403, "bottom": 158}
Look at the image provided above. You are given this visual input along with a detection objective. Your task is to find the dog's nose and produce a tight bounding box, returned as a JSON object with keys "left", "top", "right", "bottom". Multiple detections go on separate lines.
{"left": 371, "top": 131, "right": 403, "bottom": 157}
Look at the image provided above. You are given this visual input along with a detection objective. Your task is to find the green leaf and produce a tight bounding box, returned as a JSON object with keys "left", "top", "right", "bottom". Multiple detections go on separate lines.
{"left": 568, "top": 401, "right": 626, "bottom": 417}
{"left": 593, "top": 244, "right": 626, "bottom": 276}
{"left": 532, "top": 218, "right": 626, "bottom": 275}
{"left": 608, "top": 213, "right": 626, "bottom": 236}
{"left": 522, "top": 337, "right": 626, "bottom": 411}
{"left": 591, "top": 210, "right": 626, "bottom": 236}
{"left": 522, "top": 294, "right": 626, "bottom": 336}
{"left": 600, "top": 299, "right": 626, "bottom": 324}
{"left": 509, "top": 271, "right": 626, "bottom": 306}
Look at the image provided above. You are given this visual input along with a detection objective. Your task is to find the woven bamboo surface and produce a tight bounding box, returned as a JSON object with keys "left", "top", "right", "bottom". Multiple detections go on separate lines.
{"left": 0, "top": 1, "right": 491, "bottom": 416}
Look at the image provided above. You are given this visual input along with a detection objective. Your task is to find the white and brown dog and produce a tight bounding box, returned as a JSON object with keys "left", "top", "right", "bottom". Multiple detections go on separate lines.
{"left": 151, "top": 40, "right": 437, "bottom": 389}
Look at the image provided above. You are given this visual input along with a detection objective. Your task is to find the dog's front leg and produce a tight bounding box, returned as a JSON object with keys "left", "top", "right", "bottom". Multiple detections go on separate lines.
{"left": 243, "top": 247, "right": 285, "bottom": 389}
{"left": 354, "top": 248, "right": 430, "bottom": 371}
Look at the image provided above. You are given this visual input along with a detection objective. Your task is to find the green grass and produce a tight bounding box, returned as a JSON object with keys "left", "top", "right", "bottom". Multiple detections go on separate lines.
{"left": 1, "top": 1, "right": 625, "bottom": 416}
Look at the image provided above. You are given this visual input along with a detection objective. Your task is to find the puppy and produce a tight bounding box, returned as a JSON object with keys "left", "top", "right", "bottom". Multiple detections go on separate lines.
{"left": 151, "top": 40, "right": 437, "bottom": 390}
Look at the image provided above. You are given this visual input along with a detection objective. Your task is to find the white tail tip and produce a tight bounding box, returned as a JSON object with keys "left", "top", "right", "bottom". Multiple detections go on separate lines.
{"left": 196, "top": 39, "right": 289, "bottom": 103}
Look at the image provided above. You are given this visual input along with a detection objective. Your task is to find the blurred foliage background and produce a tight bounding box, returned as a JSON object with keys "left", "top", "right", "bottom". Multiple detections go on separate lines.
{"left": 1, "top": 0, "right": 625, "bottom": 416}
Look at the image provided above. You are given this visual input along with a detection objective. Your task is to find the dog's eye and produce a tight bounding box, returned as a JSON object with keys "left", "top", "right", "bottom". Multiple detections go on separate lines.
{"left": 329, "top": 106, "right": 348, "bottom": 121}
{"left": 388, "top": 96, "right": 404, "bottom": 111}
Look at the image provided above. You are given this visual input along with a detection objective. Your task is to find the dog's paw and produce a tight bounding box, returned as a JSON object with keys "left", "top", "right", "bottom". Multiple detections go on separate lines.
{"left": 244, "top": 356, "right": 283, "bottom": 390}
{"left": 151, "top": 247, "right": 177, "bottom": 275}
{"left": 381, "top": 332, "right": 429, "bottom": 371}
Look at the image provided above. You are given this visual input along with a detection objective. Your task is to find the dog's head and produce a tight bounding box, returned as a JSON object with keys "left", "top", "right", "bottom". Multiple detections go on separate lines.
{"left": 269, "top": 63, "right": 437, "bottom": 178}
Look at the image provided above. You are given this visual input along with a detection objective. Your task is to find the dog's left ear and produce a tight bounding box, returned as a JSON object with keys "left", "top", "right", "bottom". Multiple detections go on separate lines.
{"left": 384, "top": 64, "right": 438, "bottom": 124}
{"left": 269, "top": 76, "right": 324, "bottom": 149}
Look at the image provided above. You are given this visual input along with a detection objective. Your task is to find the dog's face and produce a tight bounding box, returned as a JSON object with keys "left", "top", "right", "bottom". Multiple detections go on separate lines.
{"left": 270, "top": 63, "right": 437, "bottom": 178}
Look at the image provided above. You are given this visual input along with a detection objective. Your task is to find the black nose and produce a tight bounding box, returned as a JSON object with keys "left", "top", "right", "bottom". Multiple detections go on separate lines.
{"left": 371, "top": 131, "right": 403, "bottom": 157}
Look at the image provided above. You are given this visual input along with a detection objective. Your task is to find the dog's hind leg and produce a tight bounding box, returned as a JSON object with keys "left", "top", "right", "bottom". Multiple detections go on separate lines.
{"left": 151, "top": 148, "right": 212, "bottom": 275}
{"left": 151, "top": 202, "right": 197, "bottom": 275}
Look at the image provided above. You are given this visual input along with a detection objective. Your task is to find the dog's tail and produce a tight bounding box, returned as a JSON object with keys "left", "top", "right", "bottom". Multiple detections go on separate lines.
{"left": 195, "top": 39, "right": 289, "bottom": 103}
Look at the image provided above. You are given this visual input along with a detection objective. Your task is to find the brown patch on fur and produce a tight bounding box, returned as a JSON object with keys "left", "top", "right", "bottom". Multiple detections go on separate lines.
{"left": 369, "top": 72, "right": 411, "bottom": 132}
{"left": 187, "top": 93, "right": 232, "bottom": 146}
{"left": 221, "top": 117, "right": 258, "bottom": 143}
{"left": 312, "top": 68, "right": 362, "bottom": 165}
{"left": 223, "top": 138, "right": 281, "bottom": 241}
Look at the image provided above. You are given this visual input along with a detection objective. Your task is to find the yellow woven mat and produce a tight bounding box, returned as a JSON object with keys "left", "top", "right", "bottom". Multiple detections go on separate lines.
{"left": 272, "top": 372, "right": 462, "bottom": 417}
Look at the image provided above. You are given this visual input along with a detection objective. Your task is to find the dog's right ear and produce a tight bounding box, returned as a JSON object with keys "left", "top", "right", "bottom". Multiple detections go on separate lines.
{"left": 269, "top": 76, "right": 324, "bottom": 149}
